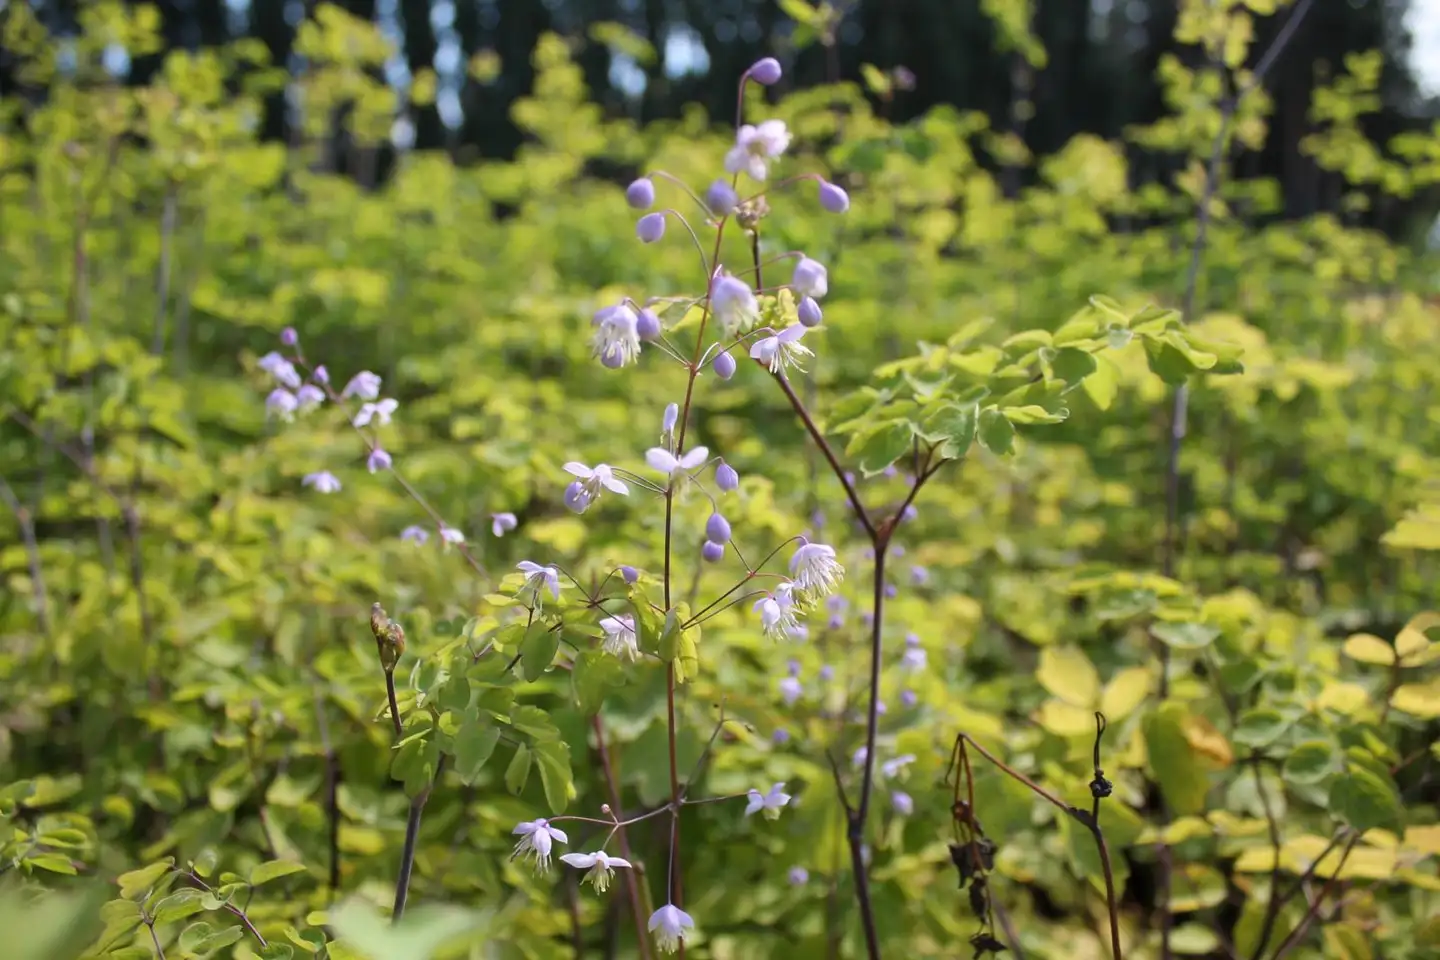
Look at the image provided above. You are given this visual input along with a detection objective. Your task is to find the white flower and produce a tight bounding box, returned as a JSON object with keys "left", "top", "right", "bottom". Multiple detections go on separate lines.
{"left": 353, "top": 398, "right": 398, "bottom": 428}
{"left": 400, "top": 525, "right": 429, "bottom": 545}
{"left": 753, "top": 581, "right": 800, "bottom": 641}
{"left": 560, "top": 851, "right": 632, "bottom": 892}
{"left": 881, "top": 754, "right": 916, "bottom": 779}
{"left": 296, "top": 384, "right": 326, "bottom": 411}
{"left": 599, "top": 614, "right": 640, "bottom": 662}
{"left": 791, "top": 256, "right": 829, "bottom": 299}
{"left": 745, "top": 782, "right": 792, "bottom": 819}
{"left": 302, "top": 471, "right": 341, "bottom": 493}
{"left": 902, "top": 646, "right": 927, "bottom": 672}
{"left": 790, "top": 542, "right": 844, "bottom": 598}
{"left": 517, "top": 561, "right": 562, "bottom": 610}
{"left": 852, "top": 746, "right": 868, "bottom": 769}
{"left": 646, "top": 446, "right": 710, "bottom": 481}
{"left": 266, "top": 388, "right": 298, "bottom": 421}
{"left": 592, "top": 304, "right": 642, "bottom": 368}
{"left": 564, "top": 462, "right": 630, "bottom": 505}
{"left": 440, "top": 526, "right": 465, "bottom": 545}
{"left": 711, "top": 273, "right": 760, "bottom": 337}
{"left": 749, "top": 325, "right": 813, "bottom": 374}
{"left": 891, "top": 791, "right": 914, "bottom": 816}
{"left": 258, "top": 352, "right": 302, "bottom": 389}
{"left": 511, "top": 818, "right": 568, "bottom": 873}
{"left": 648, "top": 904, "right": 695, "bottom": 954}
{"left": 491, "top": 512, "right": 518, "bottom": 537}
{"left": 724, "top": 119, "right": 791, "bottom": 181}
{"left": 341, "top": 371, "right": 382, "bottom": 400}
{"left": 778, "top": 675, "right": 803, "bottom": 706}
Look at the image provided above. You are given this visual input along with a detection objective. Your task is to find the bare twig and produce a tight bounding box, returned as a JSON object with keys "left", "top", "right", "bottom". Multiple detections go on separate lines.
{"left": 0, "top": 472, "right": 49, "bottom": 635}
{"left": 1268, "top": 832, "right": 1359, "bottom": 960}
{"left": 591, "top": 716, "right": 654, "bottom": 960}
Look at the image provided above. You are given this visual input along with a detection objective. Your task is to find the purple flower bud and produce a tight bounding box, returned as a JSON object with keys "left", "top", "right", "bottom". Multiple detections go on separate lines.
{"left": 818, "top": 180, "right": 850, "bottom": 213}
{"left": 716, "top": 461, "right": 739, "bottom": 492}
{"left": 876, "top": 700, "right": 888, "bottom": 715}
{"left": 637, "top": 212, "right": 666, "bottom": 243}
{"left": 662, "top": 403, "right": 679, "bottom": 437}
{"left": 367, "top": 448, "right": 392, "bottom": 473}
{"left": 844, "top": 471, "right": 856, "bottom": 486}
{"left": 701, "top": 540, "right": 725, "bottom": 562}
{"left": 312, "top": 365, "right": 329, "bottom": 385}
{"left": 827, "top": 615, "right": 843, "bottom": 629}
{"left": 620, "top": 565, "right": 640, "bottom": 584}
{"left": 911, "top": 564, "right": 929, "bottom": 585}
{"left": 891, "top": 791, "right": 914, "bottom": 816}
{"left": 905, "top": 632, "right": 921, "bottom": 647}
{"left": 626, "top": 178, "right": 655, "bottom": 209}
{"left": 705, "top": 512, "right": 731, "bottom": 542}
{"left": 900, "top": 689, "right": 918, "bottom": 708}
{"left": 884, "top": 583, "right": 898, "bottom": 598}
{"left": 826, "top": 595, "right": 847, "bottom": 614}
{"left": 564, "top": 480, "right": 590, "bottom": 513}
{"left": 772, "top": 728, "right": 790, "bottom": 745}
{"left": 811, "top": 509, "right": 825, "bottom": 529}
{"left": 788, "top": 866, "right": 809, "bottom": 885}
{"left": 882, "top": 464, "right": 898, "bottom": 478}
{"left": 892, "top": 545, "right": 906, "bottom": 557}
{"left": 792, "top": 256, "right": 828, "bottom": 300}
{"left": 787, "top": 659, "right": 802, "bottom": 677}
{"left": 818, "top": 664, "right": 834, "bottom": 681}
{"left": 798, "top": 297, "right": 823, "bottom": 327}
{"left": 400, "top": 525, "right": 429, "bottom": 545}
{"left": 636, "top": 308, "right": 662, "bottom": 341}
{"left": 600, "top": 350, "right": 625, "bottom": 369}
{"left": 705, "top": 179, "right": 738, "bottom": 216}
{"left": 713, "top": 351, "right": 737, "bottom": 380}
{"left": 902, "top": 504, "right": 918, "bottom": 522}
{"left": 296, "top": 384, "right": 325, "bottom": 411}
{"left": 280, "top": 326, "right": 299, "bottom": 346}
{"left": 893, "top": 66, "right": 916, "bottom": 91}
{"left": 749, "top": 57, "right": 782, "bottom": 85}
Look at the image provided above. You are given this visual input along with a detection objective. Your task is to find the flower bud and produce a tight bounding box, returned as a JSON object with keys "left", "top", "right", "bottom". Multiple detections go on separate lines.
{"left": 564, "top": 480, "right": 590, "bottom": 512}
{"left": 705, "top": 179, "right": 738, "bottom": 216}
{"left": 900, "top": 689, "right": 918, "bottom": 708}
{"left": 312, "top": 365, "right": 330, "bottom": 385}
{"left": 369, "top": 602, "right": 406, "bottom": 673}
{"left": 599, "top": 350, "right": 625, "bottom": 369}
{"left": 637, "top": 212, "right": 666, "bottom": 243}
{"left": 280, "top": 326, "right": 299, "bottom": 346}
{"left": 701, "top": 540, "right": 725, "bottom": 562}
{"left": 713, "top": 351, "right": 737, "bottom": 380}
{"left": 818, "top": 180, "right": 850, "bottom": 213}
{"left": 716, "top": 461, "right": 739, "bottom": 492}
{"left": 749, "top": 57, "right": 782, "bottom": 85}
{"left": 367, "top": 448, "right": 392, "bottom": 473}
{"left": 636, "top": 308, "right": 662, "bottom": 341}
{"left": 792, "top": 256, "right": 828, "bottom": 299}
{"left": 620, "top": 565, "right": 639, "bottom": 584}
{"left": 705, "top": 512, "right": 731, "bottom": 542}
{"left": 788, "top": 866, "right": 809, "bottom": 885}
{"left": 626, "top": 177, "right": 655, "bottom": 209}
{"left": 798, "top": 297, "right": 823, "bottom": 327}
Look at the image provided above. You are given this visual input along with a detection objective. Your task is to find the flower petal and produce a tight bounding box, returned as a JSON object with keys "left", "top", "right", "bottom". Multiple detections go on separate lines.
{"left": 646, "top": 448, "right": 679, "bottom": 474}
{"left": 602, "top": 475, "right": 630, "bottom": 494}
{"left": 679, "top": 447, "right": 709, "bottom": 469}
{"left": 563, "top": 462, "right": 593, "bottom": 478}
{"left": 560, "top": 853, "right": 596, "bottom": 868}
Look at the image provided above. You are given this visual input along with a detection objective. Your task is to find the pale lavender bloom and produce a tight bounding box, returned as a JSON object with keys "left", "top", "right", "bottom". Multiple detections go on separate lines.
{"left": 744, "top": 782, "right": 791, "bottom": 818}
{"left": 882, "top": 754, "right": 916, "bottom": 778}
{"left": 892, "top": 545, "right": 906, "bottom": 557}
{"left": 661, "top": 403, "right": 679, "bottom": 445}
{"left": 860, "top": 611, "right": 874, "bottom": 627}
{"left": 750, "top": 325, "right": 813, "bottom": 374}
{"left": 303, "top": 471, "right": 341, "bottom": 493}
{"left": 789, "top": 624, "right": 809, "bottom": 641}
{"left": 852, "top": 746, "right": 868, "bottom": 768}
{"left": 772, "top": 728, "right": 790, "bottom": 745}
{"left": 788, "top": 866, "right": 809, "bottom": 885}
{"left": 517, "top": 561, "right": 562, "bottom": 609}
{"left": 626, "top": 178, "right": 655, "bottom": 209}
{"left": 592, "top": 304, "right": 642, "bottom": 368}
{"left": 711, "top": 273, "right": 759, "bottom": 336}
{"left": 882, "top": 465, "right": 898, "bottom": 479}
{"left": 891, "top": 791, "right": 914, "bottom": 816}
{"left": 439, "top": 526, "right": 465, "bottom": 545}
{"left": 636, "top": 212, "right": 666, "bottom": 243}
{"left": 491, "top": 512, "right": 518, "bottom": 537}
{"left": 902, "top": 504, "right": 919, "bottom": 522}
{"left": 787, "top": 659, "right": 801, "bottom": 677}
{"left": 826, "top": 596, "right": 848, "bottom": 614}
{"left": 646, "top": 446, "right": 709, "bottom": 480}
{"left": 900, "top": 689, "right": 918, "bottom": 708}
{"left": 827, "top": 615, "right": 843, "bottom": 629}
{"left": 725, "top": 119, "right": 791, "bottom": 181}
{"left": 876, "top": 700, "right": 888, "bottom": 715}
{"left": 296, "top": 384, "right": 325, "bottom": 411}
{"left": 706, "top": 512, "right": 731, "bottom": 542}
{"left": 560, "top": 851, "right": 632, "bottom": 892}
{"left": 706, "top": 179, "right": 738, "bottom": 215}
{"left": 259, "top": 352, "right": 302, "bottom": 389}
{"left": 884, "top": 583, "right": 898, "bottom": 598}
{"left": 713, "top": 351, "right": 737, "bottom": 380}
{"left": 280, "top": 326, "right": 298, "bottom": 346}
{"left": 911, "top": 564, "right": 930, "bottom": 585}
{"left": 792, "top": 257, "right": 828, "bottom": 299}
{"left": 701, "top": 540, "right": 724, "bottom": 562}
{"left": 902, "top": 646, "right": 927, "bottom": 672}
{"left": 563, "top": 462, "right": 630, "bottom": 509}
{"left": 818, "top": 180, "right": 850, "bottom": 213}
{"left": 400, "top": 525, "right": 430, "bottom": 545}
{"left": 564, "top": 481, "right": 590, "bottom": 513}
{"left": 778, "top": 675, "right": 802, "bottom": 706}
{"left": 636, "top": 308, "right": 662, "bottom": 341}
{"left": 512, "top": 818, "right": 568, "bottom": 873}
{"left": 790, "top": 542, "right": 844, "bottom": 597}
{"left": 905, "top": 632, "right": 921, "bottom": 646}
{"left": 311, "top": 365, "right": 330, "bottom": 385}
{"left": 893, "top": 66, "right": 916, "bottom": 90}
{"left": 353, "top": 398, "right": 398, "bottom": 428}
{"left": 648, "top": 904, "right": 695, "bottom": 954}
{"left": 620, "top": 565, "right": 640, "bottom": 584}
{"left": 367, "top": 448, "right": 392, "bottom": 473}
{"left": 342, "top": 371, "right": 382, "bottom": 400}
{"left": 266, "top": 388, "right": 298, "bottom": 421}
{"left": 818, "top": 665, "right": 834, "bottom": 681}
{"left": 599, "top": 615, "right": 640, "bottom": 662}
{"left": 798, "top": 296, "right": 823, "bottom": 327}
{"left": 748, "top": 57, "right": 782, "bottom": 85}
{"left": 716, "top": 461, "right": 740, "bottom": 492}
{"left": 754, "top": 582, "right": 799, "bottom": 641}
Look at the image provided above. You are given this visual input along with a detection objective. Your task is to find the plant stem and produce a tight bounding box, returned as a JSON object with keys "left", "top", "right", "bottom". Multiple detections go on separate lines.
{"left": 0, "top": 473, "right": 49, "bottom": 636}
{"left": 846, "top": 541, "right": 885, "bottom": 960}
{"left": 1268, "top": 833, "right": 1359, "bottom": 960}
{"left": 591, "top": 716, "right": 654, "bottom": 960}
{"left": 392, "top": 755, "right": 446, "bottom": 922}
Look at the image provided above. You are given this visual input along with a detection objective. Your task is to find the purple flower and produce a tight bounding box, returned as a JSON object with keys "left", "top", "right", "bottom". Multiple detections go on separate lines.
{"left": 266, "top": 388, "right": 298, "bottom": 421}
{"left": 911, "top": 564, "right": 929, "bottom": 585}
{"left": 713, "top": 351, "right": 737, "bottom": 380}
{"left": 564, "top": 480, "right": 590, "bottom": 513}
{"left": 902, "top": 504, "right": 918, "bottom": 522}
{"left": 259, "top": 352, "right": 302, "bottom": 389}
{"left": 893, "top": 66, "right": 916, "bottom": 90}
{"left": 882, "top": 465, "right": 898, "bottom": 479}
{"left": 491, "top": 512, "right": 518, "bottom": 537}
{"left": 724, "top": 119, "right": 791, "bottom": 181}
{"left": 792, "top": 257, "right": 828, "bottom": 299}
{"left": 280, "top": 326, "right": 299, "bottom": 346}
{"left": 661, "top": 403, "right": 679, "bottom": 443}
{"left": 905, "top": 632, "right": 921, "bottom": 646}
{"left": 852, "top": 746, "right": 868, "bottom": 768}
{"left": 626, "top": 178, "right": 655, "bottom": 209}
{"left": 790, "top": 542, "right": 844, "bottom": 597}
{"left": 705, "top": 512, "right": 731, "bottom": 542}
{"left": 882, "top": 754, "right": 916, "bottom": 778}
{"left": 599, "top": 615, "right": 639, "bottom": 662}
{"left": 900, "top": 689, "right": 918, "bottom": 708}
{"left": 788, "top": 866, "right": 809, "bottom": 885}
{"left": 439, "top": 526, "right": 465, "bottom": 545}
{"left": 563, "top": 462, "right": 630, "bottom": 510}
{"left": 636, "top": 308, "right": 662, "bottom": 341}
{"left": 353, "top": 398, "right": 398, "bottom": 428}
{"left": 649, "top": 904, "right": 694, "bottom": 954}
{"left": 367, "top": 448, "right": 392, "bottom": 473}
{"left": 517, "top": 561, "right": 562, "bottom": 609}
{"left": 705, "top": 179, "right": 738, "bottom": 216}
{"left": 400, "top": 525, "right": 429, "bottom": 545}
{"left": 302, "top": 471, "right": 341, "bottom": 494}
{"left": 296, "top": 384, "right": 325, "bottom": 411}
{"left": 798, "top": 297, "right": 823, "bottom": 327}
{"left": 342, "top": 371, "right": 382, "bottom": 400}
{"left": 701, "top": 540, "right": 725, "bottom": 562}
{"left": 876, "top": 700, "right": 888, "bottom": 715}
{"left": 787, "top": 658, "right": 802, "bottom": 677}
{"left": 512, "top": 818, "right": 569, "bottom": 873}
{"left": 750, "top": 324, "right": 813, "bottom": 374}
{"left": 620, "top": 565, "right": 640, "bottom": 584}
{"left": 818, "top": 664, "right": 834, "bottom": 681}
{"left": 827, "top": 615, "right": 843, "bottom": 629}
{"left": 902, "top": 644, "right": 927, "bottom": 672}
{"left": 884, "top": 583, "right": 898, "bottom": 598}
{"left": 711, "top": 273, "right": 759, "bottom": 336}
{"left": 636, "top": 212, "right": 666, "bottom": 243}
{"left": 891, "top": 791, "right": 914, "bottom": 816}
{"left": 778, "top": 675, "right": 803, "bottom": 706}
{"left": 754, "top": 582, "right": 799, "bottom": 641}
{"left": 818, "top": 180, "right": 850, "bottom": 213}
{"left": 311, "top": 365, "right": 330, "bottom": 385}
{"left": 772, "top": 728, "right": 790, "bottom": 745}
{"left": 748, "top": 57, "right": 782, "bottom": 85}
{"left": 744, "top": 782, "right": 791, "bottom": 818}
{"left": 716, "top": 461, "right": 740, "bottom": 492}
{"left": 892, "top": 544, "right": 906, "bottom": 557}
{"left": 592, "top": 304, "right": 641, "bottom": 368}
{"left": 826, "top": 595, "right": 848, "bottom": 614}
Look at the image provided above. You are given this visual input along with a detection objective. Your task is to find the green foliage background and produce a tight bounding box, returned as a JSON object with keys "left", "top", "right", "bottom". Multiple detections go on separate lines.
{"left": 1, "top": 2, "right": 1438, "bottom": 959}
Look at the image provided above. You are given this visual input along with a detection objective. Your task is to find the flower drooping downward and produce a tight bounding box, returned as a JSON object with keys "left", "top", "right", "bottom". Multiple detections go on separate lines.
{"left": 563, "top": 462, "right": 630, "bottom": 512}
{"left": 790, "top": 542, "right": 844, "bottom": 598}
{"left": 649, "top": 904, "right": 695, "bottom": 954}
{"left": 750, "top": 325, "right": 814, "bottom": 374}
{"left": 561, "top": 851, "right": 632, "bottom": 892}
{"left": 745, "top": 782, "right": 792, "bottom": 819}
{"left": 517, "top": 561, "right": 562, "bottom": 611}
{"left": 511, "top": 818, "right": 568, "bottom": 874}
{"left": 353, "top": 398, "right": 398, "bottom": 428}
{"left": 303, "top": 471, "right": 341, "bottom": 494}
{"left": 592, "top": 304, "right": 642, "bottom": 368}
{"left": 599, "top": 614, "right": 640, "bottom": 662}
{"left": 711, "top": 273, "right": 759, "bottom": 337}
{"left": 647, "top": 447, "right": 710, "bottom": 482}
{"left": 754, "top": 581, "right": 800, "bottom": 641}
{"left": 724, "top": 119, "right": 792, "bottom": 181}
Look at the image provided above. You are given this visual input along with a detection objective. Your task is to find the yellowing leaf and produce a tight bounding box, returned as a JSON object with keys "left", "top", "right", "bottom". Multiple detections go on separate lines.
{"left": 1342, "top": 633, "right": 1395, "bottom": 665}
{"left": 1036, "top": 646, "right": 1099, "bottom": 707}
{"left": 1100, "top": 666, "right": 1152, "bottom": 720}
{"left": 1391, "top": 681, "right": 1440, "bottom": 719}
{"left": 1180, "top": 714, "right": 1234, "bottom": 768}
{"left": 1403, "top": 824, "right": 1440, "bottom": 856}
{"left": 1397, "top": 612, "right": 1440, "bottom": 664}
{"left": 1316, "top": 681, "right": 1370, "bottom": 715}
{"left": 1036, "top": 699, "right": 1096, "bottom": 737}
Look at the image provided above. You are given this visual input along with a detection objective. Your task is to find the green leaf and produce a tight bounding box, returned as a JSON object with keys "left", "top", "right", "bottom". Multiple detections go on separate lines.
{"left": 505, "top": 744, "right": 532, "bottom": 795}
{"left": 846, "top": 420, "right": 913, "bottom": 477}
{"left": 520, "top": 622, "right": 559, "bottom": 682}
{"left": 151, "top": 888, "right": 206, "bottom": 925}
{"left": 1232, "top": 708, "right": 1290, "bottom": 749}
{"left": 1328, "top": 767, "right": 1404, "bottom": 834}
{"left": 918, "top": 402, "right": 977, "bottom": 459}
{"left": 118, "top": 859, "right": 175, "bottom": 900}
{"left": 532, "top": 740, "right": 573, "bottom": 814}
{"left": 1048, "top": 346, "right": 1098, "bottom": 386}
{"left": 453, "top": 721, "right": 501, "bottom": 786}
{"left": 26, "top": 854, "right": 78, "bottom": 874}
{"left": 509, "top": 704, "right": 559, "bottom": 740}
{"left": 1143, "top": 702, "right": 1211, "bottom": 816}
{"left": 1151, "top": 622, "right": 1220, "bottom": 650}
{"left": 572, "top": 650, "right": 626, "bottom": 713}
{"left": 1283, "top": 741, "right": 1337, "bottom": 786}
{"left": 436, "top": 673, "right": 472, "bottom": 712}
{"left": 1001, "top": 404, "right": 1068, "bottom": 425}
{"left": 977, "top": 408, "right": 1015, "bottom": 455}
{"left": 250, "top": 860, "right": 307, "bottom": 886}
